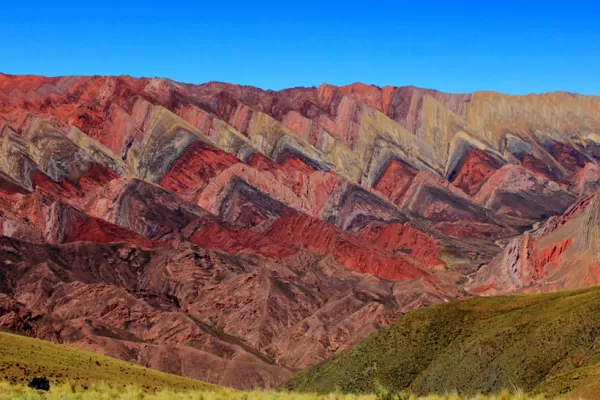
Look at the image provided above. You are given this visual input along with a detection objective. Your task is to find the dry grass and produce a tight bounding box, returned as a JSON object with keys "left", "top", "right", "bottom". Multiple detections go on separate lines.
{"left": 0, "top": 382, "right": 551, "bottom": 400}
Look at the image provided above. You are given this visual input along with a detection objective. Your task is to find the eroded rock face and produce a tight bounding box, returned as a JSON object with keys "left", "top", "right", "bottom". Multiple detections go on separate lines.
{"left": 0, "top": 73, "right": 599, "bottom": 388}
{"left": 469, "top": 192, "right": 600, "bottom": 294}
{"left": 474, "top": 165, "right": 577, "bottom": 220}
{"left": 0, "top": 237, "right": 450, "bottom": 388}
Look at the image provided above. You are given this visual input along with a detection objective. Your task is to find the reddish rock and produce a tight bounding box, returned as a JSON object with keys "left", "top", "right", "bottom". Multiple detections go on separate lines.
{"left": 159, "top": 141, "right": 240, "bottom": 203}
{"left": 432, "top": 221, "right": 503, "bottom": 240}
{"left": 544, "top": 141, "right": 589, "bottom": 173}
{"left": 474, "top": 165, "right": 577, "bottom": 220}
{"left": 263, "top": 214, "right": 437, "bottom": 281}
{"left": 359, "top": 222, "right": 446, "bottom": 270}
{"left": 529, "top": 237, "right": 573, "bottom": 276}
{"left": 468, "top": 192, "right": 600, "bottom": 295}
{"left": 373, "top": 159, "right": 418, "bottom": 204}
{"left": 520, "top": 153, "right": 565, "bottom": 182}
{"left": 573, "top": 163, "right": 600, "bottom": 196}
{"left": 450, "top": 148, "right": 503, "bottom": 195}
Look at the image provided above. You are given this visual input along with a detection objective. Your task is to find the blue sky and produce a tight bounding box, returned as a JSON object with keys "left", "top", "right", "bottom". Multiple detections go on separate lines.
{"left": 1, "top": 1, "right": 599, "bottom": 94}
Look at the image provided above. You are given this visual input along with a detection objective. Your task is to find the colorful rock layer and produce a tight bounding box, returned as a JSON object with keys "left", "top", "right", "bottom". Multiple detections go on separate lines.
{"left": 0, "top": 73, "right": 599, "bottom": 388}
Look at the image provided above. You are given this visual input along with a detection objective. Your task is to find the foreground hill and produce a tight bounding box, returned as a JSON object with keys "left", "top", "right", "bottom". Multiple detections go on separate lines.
{"left": 284, "top": 286, "right": 600, "bottom": 399}
{"left": 0, "top": 332, "right": 543, "bottom": 399}
{"left": 0, "top": 332, "right": 364, "bottom": 399}
{"left": 0, "top": 331, "right": 218, "bottom": 392}
{"left": 0, "top": 73, "right": 599, "bottom": 388}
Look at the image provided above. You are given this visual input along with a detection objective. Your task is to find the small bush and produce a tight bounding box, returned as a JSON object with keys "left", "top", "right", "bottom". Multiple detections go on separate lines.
{"left": 28, "top": 377, "right": 50, "bottom": 391}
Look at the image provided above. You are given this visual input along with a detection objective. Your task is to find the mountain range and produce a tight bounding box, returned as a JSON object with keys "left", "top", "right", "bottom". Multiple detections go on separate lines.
{"left": 0, "top": 73, "right": 599, "bottom": 389}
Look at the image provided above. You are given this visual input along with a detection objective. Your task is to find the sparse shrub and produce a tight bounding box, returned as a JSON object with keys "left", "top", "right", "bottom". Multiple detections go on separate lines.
{"left": 373, "top": 381, "right": 412, "bottom": 400}
{"left": 28, "top": 376, "right": 50, "bottom": 391}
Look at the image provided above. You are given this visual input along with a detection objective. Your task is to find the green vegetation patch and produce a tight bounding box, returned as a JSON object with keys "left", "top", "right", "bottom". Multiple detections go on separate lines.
{"left": 284, "top": 286, "right": 600, "bottom": 398}
{"left": 0, "top": 332, "right": 218, "bottom": 392}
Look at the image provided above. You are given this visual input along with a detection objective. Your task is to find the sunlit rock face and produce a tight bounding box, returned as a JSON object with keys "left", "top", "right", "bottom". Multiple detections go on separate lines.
{"left": 0, "top": 73, "right": 599, "bottom": 389}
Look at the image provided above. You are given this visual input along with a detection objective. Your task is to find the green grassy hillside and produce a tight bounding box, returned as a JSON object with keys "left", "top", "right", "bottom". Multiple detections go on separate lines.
{"left": 0, "top": 331, "right": 218, "bottom": 392}
{"left": 0, "top": 319, "right": 577, "bottom": 399}
{"left": 0, "top": 329, "right": 550, "bottom": 399}
{"left": 284, "top": 286, "right": 600, "bottom": 399}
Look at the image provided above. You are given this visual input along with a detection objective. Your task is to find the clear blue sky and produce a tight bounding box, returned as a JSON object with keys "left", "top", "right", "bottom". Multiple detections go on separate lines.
{"left": 2, "top": 1, "right": 599, "bottom": 94}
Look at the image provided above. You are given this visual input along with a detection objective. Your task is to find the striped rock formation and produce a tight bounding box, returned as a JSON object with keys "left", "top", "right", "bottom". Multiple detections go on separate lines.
{"left": 0, "top": 73, "right": 599, "bottom": 388}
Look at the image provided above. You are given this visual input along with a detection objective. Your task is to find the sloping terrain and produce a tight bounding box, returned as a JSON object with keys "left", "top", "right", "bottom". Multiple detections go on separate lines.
{"left": 0, "top": 73, "right": 599, "bottom": 389}
{"left": 0, "top": 332, "right": 370, "bottom": 399}
{"left": 0, "top": 236, "right": 449, "bottom": 388}
{"left": 0, "top": 332, "right": 544, "bottom": 399}
{"left": 284, "top": 286, "right": 600, "bottom": 399}
{"left": 0, "top": 331, "right": 219, "bottom": 392}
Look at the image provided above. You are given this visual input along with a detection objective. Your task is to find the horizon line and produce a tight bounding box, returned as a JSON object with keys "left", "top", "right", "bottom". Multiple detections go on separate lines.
{"left": 0, "top": 71, "right": 595, "bottom": 97}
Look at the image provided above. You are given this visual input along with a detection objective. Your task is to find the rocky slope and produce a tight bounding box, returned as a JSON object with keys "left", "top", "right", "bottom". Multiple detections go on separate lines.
{"left": 0, "top": 73, "right": 599, "bottom": 388}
